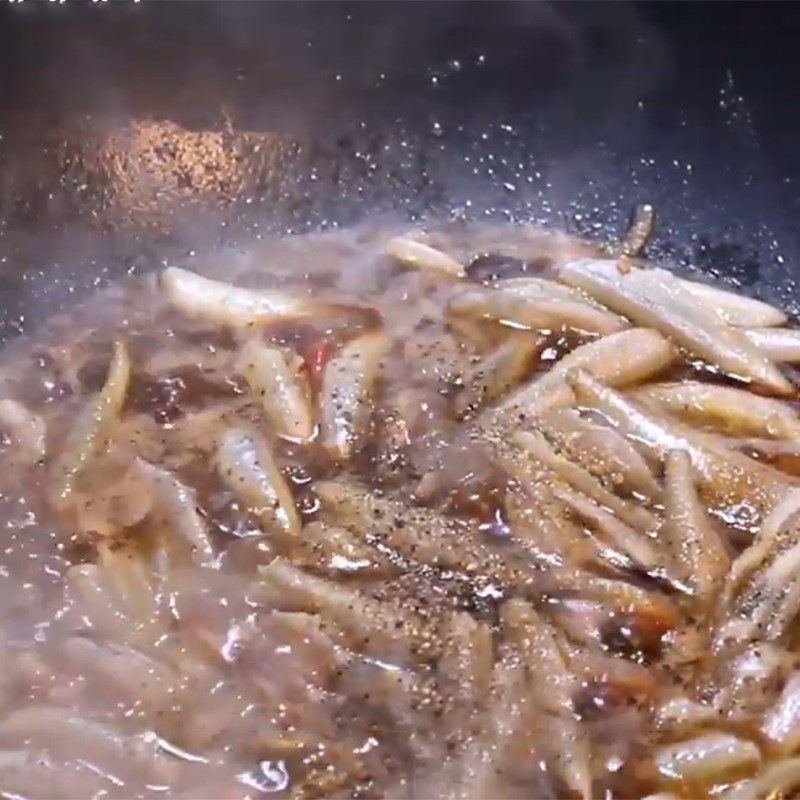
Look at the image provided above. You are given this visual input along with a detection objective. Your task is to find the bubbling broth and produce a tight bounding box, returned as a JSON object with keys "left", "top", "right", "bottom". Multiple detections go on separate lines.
{"left": 2, "top": 220, "right": 800, "bottom": 798}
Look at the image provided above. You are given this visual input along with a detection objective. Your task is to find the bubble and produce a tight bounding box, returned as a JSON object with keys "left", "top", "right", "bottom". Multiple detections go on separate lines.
{"left": 238, "top": 760, "right": 290, "bottom": 794}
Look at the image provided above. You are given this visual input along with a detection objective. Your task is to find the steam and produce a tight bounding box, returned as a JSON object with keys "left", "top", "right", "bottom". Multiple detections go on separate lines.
{"left": 0, "top": 2, "right": 792, "bottom": 338}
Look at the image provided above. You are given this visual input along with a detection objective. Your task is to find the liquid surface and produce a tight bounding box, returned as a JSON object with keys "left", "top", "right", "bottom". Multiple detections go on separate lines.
{"left": 0, "top": 221, "right": 799, "bottom": 799}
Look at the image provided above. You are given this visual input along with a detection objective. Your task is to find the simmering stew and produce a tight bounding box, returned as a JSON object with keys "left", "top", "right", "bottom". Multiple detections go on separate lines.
{"left": 1, "top": 220, "right": 800, "bottom": 798}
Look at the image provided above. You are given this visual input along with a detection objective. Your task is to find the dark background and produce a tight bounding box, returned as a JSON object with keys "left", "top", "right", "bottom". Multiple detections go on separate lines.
{"left": 0, "top": 1, "right": 798, "bottom": 334}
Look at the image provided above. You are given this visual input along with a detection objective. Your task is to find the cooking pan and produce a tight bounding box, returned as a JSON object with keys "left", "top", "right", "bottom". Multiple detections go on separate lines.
{"left": 0, "top": 0, "right": 798, "bottom": 340}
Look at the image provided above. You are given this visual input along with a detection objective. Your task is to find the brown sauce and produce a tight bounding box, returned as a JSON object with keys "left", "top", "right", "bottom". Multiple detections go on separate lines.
{"left": 0, "top": 222, "right": 795, "bottom": 799}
